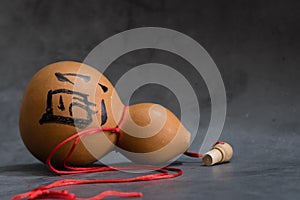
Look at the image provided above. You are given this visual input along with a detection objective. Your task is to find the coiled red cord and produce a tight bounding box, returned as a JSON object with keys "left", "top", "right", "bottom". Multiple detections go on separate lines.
{"left": 11, "top": 105, "right": 185, "bottom": 200}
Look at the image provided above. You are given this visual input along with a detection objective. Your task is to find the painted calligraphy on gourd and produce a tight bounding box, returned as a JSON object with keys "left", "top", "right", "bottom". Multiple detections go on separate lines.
{"left": 39, "top": 72, "right": 108, "bottom": 129}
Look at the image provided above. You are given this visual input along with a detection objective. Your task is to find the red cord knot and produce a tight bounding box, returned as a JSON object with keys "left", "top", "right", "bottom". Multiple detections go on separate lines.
{"left": 114, "top": 127, "right": 121, "bottom": 133}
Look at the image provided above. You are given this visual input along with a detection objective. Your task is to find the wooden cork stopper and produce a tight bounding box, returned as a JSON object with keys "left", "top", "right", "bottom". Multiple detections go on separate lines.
{"left": 202, "top": 142, "right": 233, "bottom": 166}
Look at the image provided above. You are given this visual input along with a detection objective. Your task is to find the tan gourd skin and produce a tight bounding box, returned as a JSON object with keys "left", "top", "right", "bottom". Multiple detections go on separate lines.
{"left": 117, "top": 103, "right": 191, "bottom": 165}
{"left": 19, "top": 61, "right": 191, "bottom": 166}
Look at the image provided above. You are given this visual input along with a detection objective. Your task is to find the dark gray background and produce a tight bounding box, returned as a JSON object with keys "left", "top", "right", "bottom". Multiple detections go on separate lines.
{"left": 0, "top": 0, "right": 299, "bottom": 199}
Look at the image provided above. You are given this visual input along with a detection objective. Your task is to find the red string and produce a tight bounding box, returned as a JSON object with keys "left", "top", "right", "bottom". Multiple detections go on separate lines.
{"left": 11, "top": 105, "right": 183, "bottom": 200}
{"left": 215, "top": 141, "right": 224, "bottom": 145}
{"left": 184, "top": 141, "right": 224, "bottom": 158}
{"left": 12, "top": 104, "right": 220, "bottom": 200}
{"left": 11, "top": 190, "right": 142, "bottom": 200}
{"left": 184, "top": 151, "right": 204, "bottom": 158}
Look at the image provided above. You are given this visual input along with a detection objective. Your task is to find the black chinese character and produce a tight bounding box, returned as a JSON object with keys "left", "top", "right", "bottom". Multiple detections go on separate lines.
{"left": 39, "top": 72, "right": 110, "bottom": 129}
{"left": 100, "top": 99, "right": 107, "bottom": 126}
{"left": 39, "top": 89, "right": 98, "bottom": 129}
{"left": 55, "top": 72, "right": 90, "bottom": 85}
